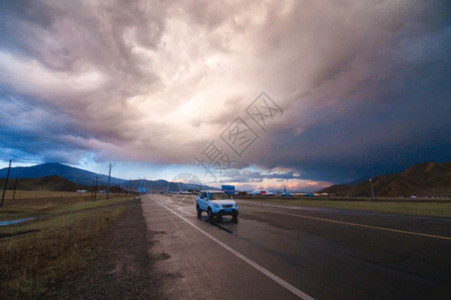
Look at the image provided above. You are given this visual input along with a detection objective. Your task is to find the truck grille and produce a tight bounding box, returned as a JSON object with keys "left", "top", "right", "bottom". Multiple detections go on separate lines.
{"left": 221, "top": 204, "right": 233, "bottom": 208}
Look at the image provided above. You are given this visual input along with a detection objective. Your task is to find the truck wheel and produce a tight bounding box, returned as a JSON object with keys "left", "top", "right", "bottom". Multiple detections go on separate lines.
{"left": 196, "top": 205, "right": 202, "bottom": 219}
{"left": 232, "top": 214, "right": 238, "bottom": 223}
{"left": 208, "top": 208, "right": 215, "bottom": 224}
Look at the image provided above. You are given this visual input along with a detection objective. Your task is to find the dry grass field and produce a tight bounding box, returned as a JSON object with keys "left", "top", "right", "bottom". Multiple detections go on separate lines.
{"left": 0, "top": 192, "right": 135, "bottom": 298}
{"left": 0, "top": 191, "right": 131, "bottom": 221}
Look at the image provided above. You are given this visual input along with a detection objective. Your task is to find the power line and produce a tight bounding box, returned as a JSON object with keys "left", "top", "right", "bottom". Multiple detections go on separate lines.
{"left": 0, "top": 149, "right": 41, "bottom": 163}
{"left": 0, "top": 87, "right": 87, "bottom": 165}
{"left": 0, "top": 87, "right": 81, "bottom": 148}
{"left": 0, "top": 91, "right": 67, "bottom": 139}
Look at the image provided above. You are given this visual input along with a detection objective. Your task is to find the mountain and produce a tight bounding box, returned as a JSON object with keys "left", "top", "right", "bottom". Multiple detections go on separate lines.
{"left": 123, "top": 179, "right": 212, "bottom": 193}
{"left": 0, "top": 175, "right": 133, "bottom": 193}
{"left": 320, "top": 162, "right": 451, "bottom": 197}
{"left": 0, "top": 162, "right": 214, "bottom": 193}
{"left": 0, "top": 175, "right": 88, "bottom": 192}
{"left": 0, "top": 163, "right": 121, "bottom": 186}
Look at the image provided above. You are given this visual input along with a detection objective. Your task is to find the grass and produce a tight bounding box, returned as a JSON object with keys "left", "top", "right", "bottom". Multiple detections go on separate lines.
{"left": 1, "top": 190, "right": 92, "bottom": 200}
{"left": 0, "top": 190, "right": 133, "bottom": 221}
{"left": 0, "top": 193, "right": 135, "bottom": 299}
{"left": 239, "top": 197, "right": 451, "bottom": 218}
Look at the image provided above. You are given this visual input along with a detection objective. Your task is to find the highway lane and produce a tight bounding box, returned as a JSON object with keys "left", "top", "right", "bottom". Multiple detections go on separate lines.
{"left": 141, "top": 195, "right": 451, "bottom": 299}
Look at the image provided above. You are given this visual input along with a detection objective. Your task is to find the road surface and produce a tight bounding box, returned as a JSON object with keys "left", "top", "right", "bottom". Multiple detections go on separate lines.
{"left": 141, "top": 194, "right": 451, "bottom": 299}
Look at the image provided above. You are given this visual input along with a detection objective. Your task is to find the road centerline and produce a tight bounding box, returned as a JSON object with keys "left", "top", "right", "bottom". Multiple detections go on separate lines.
{"left": 244, "top": 204, "right": 451, "bottom": 241}
{"left": 155, "top": 198, "right": 315, "bottom": 300}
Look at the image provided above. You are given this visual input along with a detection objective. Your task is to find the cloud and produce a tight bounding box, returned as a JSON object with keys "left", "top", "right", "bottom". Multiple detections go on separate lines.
{"left": 215, "top": 167, "right": 331, "bottom": 192}
{"left": 0, "top": 0, "right": 449, "bottom": 184}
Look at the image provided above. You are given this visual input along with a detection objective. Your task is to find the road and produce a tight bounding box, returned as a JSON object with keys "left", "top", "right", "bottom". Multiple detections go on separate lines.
{"left": 141, "top": 194, "right": 451, "bottom": 299}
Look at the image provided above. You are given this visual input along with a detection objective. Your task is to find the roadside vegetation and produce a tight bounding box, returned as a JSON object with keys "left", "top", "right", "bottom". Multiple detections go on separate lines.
{"left": 0, "top": 192, "right": 135, "bottom": 299}
{"left": 239, "top": 197, "right": 451, "bottom": 218}
{"left": 0, "top": 191, "right": 132, "bottom": 221}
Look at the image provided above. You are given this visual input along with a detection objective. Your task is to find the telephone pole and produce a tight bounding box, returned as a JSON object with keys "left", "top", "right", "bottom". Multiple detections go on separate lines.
{"left": 91, "top": 178, "right": 96, "bottom": 198}
{"left": 12, "top": 177, "right": 18, "bottom": 201}
{"left": 94, "top": 176, "right": 98, "bottom": 199}
{"left": 1, "top": 160, "right": 12, "bottom": 207}
{"left": 106, "top": 164, "right": 112, "bottom": 199}
{"left": 369, "top": 178, "right": 375, "bottom": 200}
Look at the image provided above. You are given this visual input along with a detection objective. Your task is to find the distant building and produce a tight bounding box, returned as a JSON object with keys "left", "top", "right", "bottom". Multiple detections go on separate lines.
{"left": 250, "top": 189, "right": 275, "bottom": 196}
{"left": 251, "top": 189, "right": 266, "bottom": 195}
{"left": 76, "top": 190, "right": 88, "bottom": 194}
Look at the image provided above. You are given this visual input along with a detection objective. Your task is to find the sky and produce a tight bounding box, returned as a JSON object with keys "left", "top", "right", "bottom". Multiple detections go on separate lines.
{"left": 0, "top": 0, "right": 450, "bottom": 192}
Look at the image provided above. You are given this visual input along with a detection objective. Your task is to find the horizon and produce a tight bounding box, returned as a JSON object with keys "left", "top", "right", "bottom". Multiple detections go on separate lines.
{"left": 0, "top": 161, "right": 324, "bottom": 193}
{"left": 0, "top": 160, "right": 447, "bottom": 193}
{"left": 1, "top": 1, "right": 450, "bottom": 192}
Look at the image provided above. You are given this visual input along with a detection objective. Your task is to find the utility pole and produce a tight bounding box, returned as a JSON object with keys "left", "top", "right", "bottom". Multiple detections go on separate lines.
{"left": 94, "top": 176, "right": 98, "bottom": 200}
{"left": 91, "top": 179, "right": 95, "bottom": 198}
{"left": 12, "top": 177, "right": 18, "bottom": 201}
{"left": 106, "top": 163, "right": 112, "bottom": 199}
{"left": 1, "top": 160, "right": 12, "bottom": 207}
{"left": 369, "top": 178, "right": 375, "bottom": 200}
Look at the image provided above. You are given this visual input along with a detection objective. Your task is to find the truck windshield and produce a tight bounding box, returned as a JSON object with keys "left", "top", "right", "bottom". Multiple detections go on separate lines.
{"left": 209, "top": 193, "right": 231, "bottom": 200}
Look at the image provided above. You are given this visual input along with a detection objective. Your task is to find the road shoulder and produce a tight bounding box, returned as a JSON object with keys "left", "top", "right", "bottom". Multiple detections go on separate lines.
{"left": 54, "top": 198, "right": 162, "bottom": 299}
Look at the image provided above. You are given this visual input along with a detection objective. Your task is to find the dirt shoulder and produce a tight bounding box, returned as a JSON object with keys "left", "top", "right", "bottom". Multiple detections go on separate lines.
{"left": 54, "top": 198, "right": 162, "bottom": 299}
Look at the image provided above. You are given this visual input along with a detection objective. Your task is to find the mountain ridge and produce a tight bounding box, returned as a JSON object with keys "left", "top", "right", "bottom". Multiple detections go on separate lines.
{"left": 0, "top": 163, "right": 121, "bottom": 186}
{"left": 0, "top": 175, "right": 89, "bottom": 192}
{"left": 0, "top": 162, "right": 212, "bottom": 193}
{"left": 320, "top": 161, "right": 451, "bottom": 197}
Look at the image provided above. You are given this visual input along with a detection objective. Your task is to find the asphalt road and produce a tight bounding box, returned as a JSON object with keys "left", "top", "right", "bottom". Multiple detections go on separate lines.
{"left": 141, "top": 194, "right": 451, "bottom": 299}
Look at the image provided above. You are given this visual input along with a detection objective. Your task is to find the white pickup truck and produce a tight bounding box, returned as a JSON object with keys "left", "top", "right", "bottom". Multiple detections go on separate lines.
{"left": 196, "top": 190, "right": 239, "bottom": 223}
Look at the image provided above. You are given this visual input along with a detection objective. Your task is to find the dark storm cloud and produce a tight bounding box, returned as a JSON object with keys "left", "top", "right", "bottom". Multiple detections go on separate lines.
{"left": 0, "top": 89, "right": 96, "bottom": 163}
{"left": 229, "top": 0, "right": 451, "bottom": 183}
{"left": 0, "top": 0, "right": 449, "bottom": 184}
{"left": 1, "top": 0, "right": 170, "bottom": 163}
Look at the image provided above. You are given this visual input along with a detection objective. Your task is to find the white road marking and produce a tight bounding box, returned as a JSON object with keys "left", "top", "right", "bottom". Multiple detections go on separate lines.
{"left": 155, "top": 198, "right": 315, "bottom": 300}
{"left": 243, "top": 203, "right": 451, "bottom": 241}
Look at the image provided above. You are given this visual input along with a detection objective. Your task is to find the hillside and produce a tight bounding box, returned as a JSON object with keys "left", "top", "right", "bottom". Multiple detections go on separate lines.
{"left": 0, "top": 163, "right": 213, "bottom": 193}
{"left": 0, "top": 163, "right": 121, "bottom": 186}
{"left": 0, "top": 175, "right": 89, "bottom": 192}
{"left": 0, "top": 175, "right": 134, "bottom": 193}
{"left": 320, "top": 162, "right": 451, "bottom": 197}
